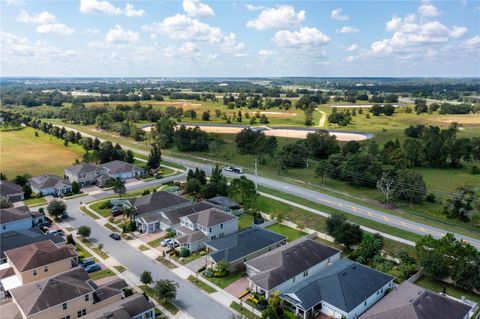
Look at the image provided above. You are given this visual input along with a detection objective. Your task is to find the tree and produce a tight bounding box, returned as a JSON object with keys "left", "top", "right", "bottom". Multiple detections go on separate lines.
{"left": 147, "top": 144, "right": 162, "bottom": 170}
{"left": 125, "top": 150, "right": 135, "bottom": 163}
{"left": 235, "top": 128, "right": 277, "bottom": 155}
{"left": 77, "top": 226, "right": 91, "bottom": 238}
{"left": 71, "top": 181, "right": 80, "bottom": 194}
{"left": 326, "top": 214, "right": 363, "bottom": 250}
{"left": 215, "top": 259, "right": 230, "bottom": 275}
{"left": 202, "top": 111, "right": 210, "bottom": 121}
{"left": 394, "top": 170, "right": 427, "bottom": 204}
{"left": 22, "top": 184, "right": 32, "bottom": 199}
{"left": 204, "top": 164, "right": 228, "bottom": 198}
{"left": 179, "top": 247, "right": 190, "bottom": 258}
{"left": 376, "top": 172, "right": 396, "bottom": 204}
{"left": 140, "top": 271, "right": 153, "bottom": 285}
{"left": 153, "top": 117, "right": 175, "bottom": 149}
{"left": 304, "top": 130, "right": 340, "bottom": 159}
{"left": 416, "top": 234, "right": 453, "bottom": 280}
{"left": 443, "top": 187, "right": 476, "bottom": 221}
{"left": 278, "top": 142, "right": 308, "bottom": 169}
{"left": 262, "top": 291, "right": 296, "bottom": 319}
{"left": 352, "top": 233, "right": 384, "bottom": 264}
{"left": 113, "top": 179, "right": 126, "bottom": 197}
{"left": 228, "top": 176, "right": 257, "bottom": 209}
{"left": 13, "top": 174, "right": 29, "bottom": 187}
{"left": 153, "top": 279, "right": 179, "bottom": 303}
{"left": 47, "top": 199, "right": 67, "bottom": 218}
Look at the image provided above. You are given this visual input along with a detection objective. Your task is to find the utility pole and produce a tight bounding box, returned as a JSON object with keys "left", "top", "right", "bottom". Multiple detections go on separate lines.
{"left": 305, "top": 160, "right": 309, "bottom": 184}
{"left": 254, "top": 158, "right": 258, "bottom": 190}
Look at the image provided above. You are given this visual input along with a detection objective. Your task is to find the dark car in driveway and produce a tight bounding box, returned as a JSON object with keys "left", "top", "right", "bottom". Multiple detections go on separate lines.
{"left": 109, "top": 233, "right": 121, "bottom": 240}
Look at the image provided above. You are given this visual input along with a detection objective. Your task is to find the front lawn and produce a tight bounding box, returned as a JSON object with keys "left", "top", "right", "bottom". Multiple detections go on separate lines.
{"left": 113, "top": 265, "right": 126, "bottom": 273}
{"left": 138, "top": 245, "right": 150, "bottom": 251}
{"left": 266, "top": 224, "right": 306, "bottom": 242}
{"left": 203, "top": 271, "right": 245, "bottom": 289}
{"left": 187, "top": 275, "right": 216, "bottom": 293}
{"left": 78, "top": 237, "right": 109, "bottom": 259}
{"left": 176, "top": 250, "right": 206, "bottom": 265}
{"left": 89, "top": 200, "right": 112, "bottom": 218}
{"left": 80, "top": 206, "right": 100, "bottom": 220}
{"left": 139, "top": 285, "right": 179, "bottom": 315}
{"left": 24, "top": 197, "right": 47, "bottom": 207}
{"left": 155, "top": 256, "right": 177, "bottom": 269}
{"left": 89, "top": 269, "right": 116, "bottom": 280}
{"left": 230, "top": 302, "right": 260, "bottom": 319}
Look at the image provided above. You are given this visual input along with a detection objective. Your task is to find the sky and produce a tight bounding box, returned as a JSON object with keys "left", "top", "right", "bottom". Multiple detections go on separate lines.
{"left": 1, "top": 0, "right": 479, "bottom": 77}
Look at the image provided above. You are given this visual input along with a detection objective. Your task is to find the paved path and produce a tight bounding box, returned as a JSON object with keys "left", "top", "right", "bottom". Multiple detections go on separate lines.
{"left": 51, "top": 122, "right": 480, "bottom": 250}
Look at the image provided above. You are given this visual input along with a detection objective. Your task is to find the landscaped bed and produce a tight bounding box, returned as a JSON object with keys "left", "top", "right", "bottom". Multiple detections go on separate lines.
{"left": 187, "top": 275, "right": 216, "bottom": 293}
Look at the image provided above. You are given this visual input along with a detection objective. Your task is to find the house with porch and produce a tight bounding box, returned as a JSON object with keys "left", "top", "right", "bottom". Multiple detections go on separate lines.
{"left": 29, "top": 175, "right": 72, "bottom": 196}
{"left": 206, "top": 226, "right": 287, "bottom": 271}
{"left": 245, "top": 238, "right": 340, "bottom": 299}
{"left": 281, "top": 258, "right": 394, "bottom": 319}
{"left": 360, "top": 281, "right": 475, "bottom": 319}
{"left": 0, "top": 206, "right": 45, "bottom": 234}
{"left": 176, "top": 208, "right": 239, "bottom": 252}
{"left": 101, "top": 160, "right": 145, "bottom": 180}
{"left": 0, "top": 180, "right": 24, "bottom": 202}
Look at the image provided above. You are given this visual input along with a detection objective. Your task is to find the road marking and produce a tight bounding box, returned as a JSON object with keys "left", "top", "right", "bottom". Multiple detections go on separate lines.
{"left": 401, "top": 222, "right": 406, "bottom": 226}
{"left": 383, "top": 216, "right": 388, "bottom": 221}
{"left": 352, "top": 206, "right": 357, "bottom": 212}
{"left": 420, "top": 227, "right": 426, "bottom": 232}
{"left": 367, "top": 211, "right": 373, "bottom": 216}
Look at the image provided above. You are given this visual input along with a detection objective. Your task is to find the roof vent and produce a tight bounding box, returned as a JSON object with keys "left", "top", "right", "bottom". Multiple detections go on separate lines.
{"left": 409, "top": 299, "right": 414, "bottom": 303}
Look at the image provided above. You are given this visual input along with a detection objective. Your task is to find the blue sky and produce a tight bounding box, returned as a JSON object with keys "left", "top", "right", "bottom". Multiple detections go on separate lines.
{"left": 1, "top": 0, "right": 479, "bottom": 77}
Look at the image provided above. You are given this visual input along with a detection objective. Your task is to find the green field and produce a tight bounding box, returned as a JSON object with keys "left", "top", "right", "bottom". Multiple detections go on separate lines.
{"left": 0, "top": 127, "right": 84, "bottom": 177}
{"left": 265, "top": 224, "right": 306, "bottom": 241}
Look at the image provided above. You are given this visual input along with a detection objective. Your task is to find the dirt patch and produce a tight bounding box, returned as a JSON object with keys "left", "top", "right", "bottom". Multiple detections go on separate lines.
{"left": 258, "top": 111, "right": 298, "bottom": 117}
{"left": 424, "top": 114, "right": 480, "bottom": 126}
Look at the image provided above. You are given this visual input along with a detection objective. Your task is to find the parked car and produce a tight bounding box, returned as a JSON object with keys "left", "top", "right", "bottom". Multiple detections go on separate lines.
{"left": 109, "top": 233, "right": 121, "bottom": 240}
{"left": 84, "top": 264, "right": 101, "bottom": 273}
{"left": 61, "top": 212, "right": 69, "bottom": 219}
{"left": 80, "top": 258, "right": 95, "bottom": 268}
{"left": 161, "top": 238, "right": 174, "bottom": 247}
{"left": 224, "top": 166, "right": 243, "bottom": 174}
{"left": 47, "top": 229, "right": 64, "bottom": 236}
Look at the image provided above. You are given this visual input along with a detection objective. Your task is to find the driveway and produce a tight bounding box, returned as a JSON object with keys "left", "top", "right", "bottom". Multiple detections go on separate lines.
{"left": 62, "top": 195, "right": 234, "bottom": 319}
{"left": 185, "top": 256, "right": 207, "bottom": 272}
{"left": 224, "top": 277, "right": 249, "bottom": 298}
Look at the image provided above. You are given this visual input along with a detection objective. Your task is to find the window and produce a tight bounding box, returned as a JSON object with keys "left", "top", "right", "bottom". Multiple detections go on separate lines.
{"left": 209, "top": 228, "right": 212, "bottom": 233}
{"left": 220, "top": 224, "right": 223, "bottom": 229}
{"left": 303, "top": 270, "right": 308, "bottom": 277}
{"left": 84, "top": 294, "right": 89, "bottom": 302}
{"left": 44, "top": 265, "right": 48, "bottom": 272}
{"left": 62, "top": 303, "right": 67, "bottom": 310}
{"left": 2, "top": 225, "right": 5, "bottom": 230}
{"left": 33, "top": 269, "right": 37, "bottom": 276}
{"left": 364, "top": 301, "right": 367, "bottom": 306}
{"left": 292, "top": 276, "right": 296, "bottom": 283}
{"left": 61, "top": 316, "right": 70, "bottom": 319}
{"left": 77, "top": 309, "right": 87, "bottom": 318}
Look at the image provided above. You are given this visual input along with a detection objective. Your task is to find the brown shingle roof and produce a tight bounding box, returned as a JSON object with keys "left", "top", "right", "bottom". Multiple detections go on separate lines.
{"left": 0, "top": 206, "right": 32, "bottom": 224}
{"left": 5, "top": 240, "right": 77, "bottom": 272}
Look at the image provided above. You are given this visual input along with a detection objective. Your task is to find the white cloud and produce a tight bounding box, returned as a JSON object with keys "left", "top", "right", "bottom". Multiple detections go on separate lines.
{"left": 164, "top": 42, "right": 201, "bottom": 59}
{"left": 331, "top": 8, "right": 349, "bottom": 21}
{"left": 183, "top": 0, "right": 215, "bottom": 18}
{"left": 124, "top": 4, "right": 145, "bottom": 17}
{"left": 80, "top": 0, "right": 122, "bottom": 15}
{"left": 5, "top": 0, "right": 24, "bottom": 5}
{"left": 246, "top": 5, "right": 305, "bottom": 30}
{"left": 345, "top": 55, "right": 357, "bottom": 62}
{"left": 17, "top": 10, "right": 56, "bottom": 24}
{"left": 142, "top": 14, "right": 244, "bottom": 54}
{"left": 258, "top": 49, "right": 275, "bottom": 57}
{"left": 84, "top": 28, "right": 101, "bottom": 35}
{"left": 246, "top": 4, "right": 265, "bottom": 11}
{"left": 418, "top": 2, "right": 439, "bottom": 17}
{"left": 462, "top": 35, "right": 480, "bottom": 49}
{"left": 347, "top": 44, "right": 359, "bottom": 51}
{"left": 106, "top": 25, "right": 139, "bottom": 43}
{"left": 36, "top": 23, "right": 75, "bottom": 36}
{"left": 272, "top": 27, "right": 330, "bottom": 49}
{"left": 371, "top": 10, "right": 468, "bottom": 58}
{"left": 337, "top": 26, "right": 359, "bottom": 33}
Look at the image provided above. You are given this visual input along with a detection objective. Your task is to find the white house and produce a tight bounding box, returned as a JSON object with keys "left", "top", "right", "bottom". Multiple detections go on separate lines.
{"left": 281, "top": 258, "right": 395, "bottom": 319}
{"left": 29, "top": 175, "right": 72, "bottom": 196}
{"left": 176, "top": 208, "right": 238, "bottom": 252}
{"left": 245, "top": 238, "right": 341, "bottom": 299}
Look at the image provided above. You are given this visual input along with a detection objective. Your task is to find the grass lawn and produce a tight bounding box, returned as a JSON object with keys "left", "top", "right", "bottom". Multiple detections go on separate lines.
{"left": 239, "top": 214, "right": 254, "bottom": 230}
{"left": 187, "top": 275, "right": 216, "bottom": 293}
{"left": 0, "top": 127, "right": 84, "bottom": 177}
{"left": 78, "top": 237, "right": 109, "bottom": 259}
{"left": 148, "top": 236, "right": 168, "bottom": 248}
{"left": 89, "top": 200, "right": 112, "bottom": 218}
{"left": 80, "top": 206, "right": 100, "bottom": 220}
{"left": 75, "top": 243, "right": 93, "bottom": 260}
{"left": 113, "top": 265, "right": 126, "bottom": 273}
{"left": 104, "top": 223, "right": 118, "bottom": 232}
{"left": 204, "top": 272, "right": 244, "bottom": 289}
{"left": 24, "top": 197, "right": 47, "bottom": 206}
{"left": 138, "top": 245, "right": 150, "bottom": 251}
{"left": 155, "top": 256, "right": 177, "bottom": 268}
{"left": 139, "top": 285, "right": 179, "bottom": 315}
{"left": 266, "top": 224, "right": 306, "bottom": 242}
{"left": 415, "top": 276, "right": 480, "bottom": 305}
{"left": 230, "top": 302, "right": 260, "bottom": 319}
{"left": 176, "top": 249, "right": 206, "bottom": 265}
{"left": 89, "top": 269, "right": 116, "bottom": 280}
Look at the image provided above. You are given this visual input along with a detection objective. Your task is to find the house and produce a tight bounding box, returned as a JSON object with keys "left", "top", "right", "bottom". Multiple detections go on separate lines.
{"left": 176, "top": 208, "right": 239, "bottom": 252}
{"left": 281, "top": 258, "right": 395, "bottom": 319}
{"left": 0, "top": 206, "right": 45, "bottom": 234}
{"left": 29, "top": 175, "right": 72, "bottom": 196}
{"left": 132, "top": 191, "right": 191, "bottom": 233}
{"left": 206, "top": 226, "right": 287, "bottom": 271}
{"left": 0, "top": 228, "right": 65, "bottom": 264}
{"left": 101, "top": 160, "right": 145, "bottom": 180}
{"left": 245, "top": 238, "right": 341, "bottom": 299}
{"left": 64, "top": 163, "right": 107, "bottom": 187}
{"left": 84, "top": 294, "right": 155, "bottom": 319}
{"left": 9, "top": 268, "right": 128, "bottom": 319}
{"left": 0, "top": 180, "right": 24, "bottom": 202}
{"left": 206, "top": 196, "right": 243, "bottom": 215}
{"left": 360, "top": 281, "right": 475, "bottom": 319}
{"left": 0, "top": 240, "right": 78, "bottom": 292}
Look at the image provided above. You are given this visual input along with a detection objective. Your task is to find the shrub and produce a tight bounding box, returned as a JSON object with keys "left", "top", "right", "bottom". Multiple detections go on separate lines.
{"left": 197, "top": 265, "right": 206, "bottom": 273}
{"left": 123, "top": 288, "right": 134, "bottom": 297}
{"left": 179, "top": 248, "right": 190, "bottom": 258}
{"left": 99, "top": 200, "right": 112, "bottom": 210}
{"left": 199, "top": 250, "right": 206, "bottom": 256}
{"left": 425, "top": 193, "right": 436, "bottom": 203}
{"left": 203, "top": 270, "right": 213, "bottom": 277}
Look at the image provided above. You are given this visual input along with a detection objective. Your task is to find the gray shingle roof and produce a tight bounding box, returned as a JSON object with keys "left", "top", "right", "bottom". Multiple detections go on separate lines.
{"left": 207, "top": 226, "right": 286, "bottom": 263}
{"left": 132, "top": 191, "right": 190, "bottom": 215}
{"left": 101, "top": 160, "right": 144, "bottom": 175}
{"left": 282, "top": 258, "right": 394, "bottom": 312}
{"left": 29, "top": 175, "right": 71, "bottom": 190}
{"left": 65, "top": 163, "right": 99, "bottom": 175}
{"left": 0, "top": 180, "right": 23, "bottom": 196}
{"left": 246, "top": 238, "right": 339, "bottom": 291}
{"left": 85, "top": 294, "right": 155, "bottom": 319}
{"left": 206, "top": 196, "right": 241, "bottom": 209}
{"left": 0, "top": 206, "right": 32, "bottom": 224}
{"left": 360, "top": 281, "right": 472, "bottom": 319}
{"left": 176, "top": 230, "right": 207, "bottom": 244}
{"left": 0, "top": 229, "right": 65, "bottom": 261}
{"left": 184, "top": 208, "right": 237, "bottom": 227}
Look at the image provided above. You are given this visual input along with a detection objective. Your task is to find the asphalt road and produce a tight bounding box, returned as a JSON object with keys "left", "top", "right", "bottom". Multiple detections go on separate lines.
{"left": 54, "top": 123, "right": 480, "bottom": 250}
{"left": 61, "top": 178, "right": 235, "bottom": 319}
